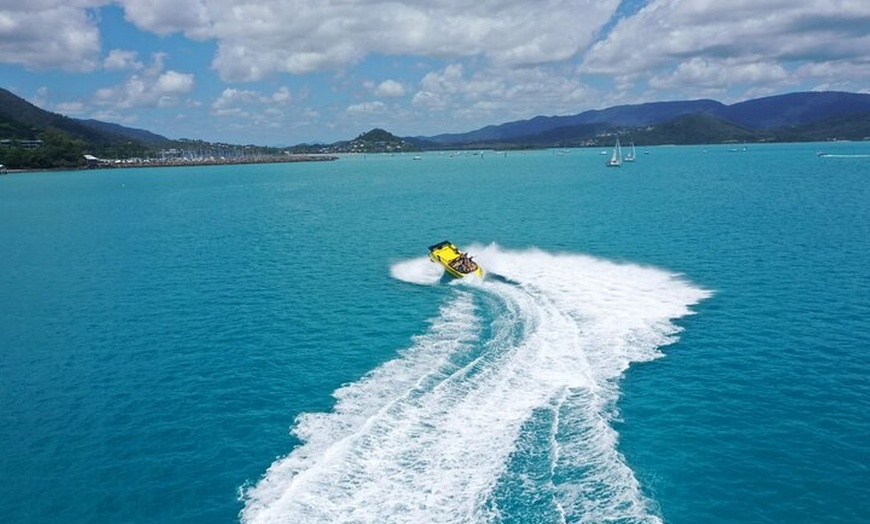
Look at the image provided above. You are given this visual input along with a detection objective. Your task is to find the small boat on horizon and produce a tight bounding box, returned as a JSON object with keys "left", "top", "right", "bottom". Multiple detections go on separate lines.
{"left": 428, "top": 241, "right": 483, "bottom": 279}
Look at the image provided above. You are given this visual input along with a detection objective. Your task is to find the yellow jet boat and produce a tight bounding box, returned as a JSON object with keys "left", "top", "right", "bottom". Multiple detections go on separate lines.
{"left": 428, "top": 241, "right": 483, "bottom": 278}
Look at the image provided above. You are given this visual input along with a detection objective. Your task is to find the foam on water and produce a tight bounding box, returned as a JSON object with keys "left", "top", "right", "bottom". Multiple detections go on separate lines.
{"left": 241, "top": 246, "right": 711, "bottom": 523}
{"left": 389, "top": 256, "right": 444, "bottom": 285}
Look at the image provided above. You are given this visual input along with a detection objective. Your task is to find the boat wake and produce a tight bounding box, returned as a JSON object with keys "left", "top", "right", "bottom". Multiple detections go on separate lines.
{"left": 241, "top": 245, "right": 711, "bottom": 523}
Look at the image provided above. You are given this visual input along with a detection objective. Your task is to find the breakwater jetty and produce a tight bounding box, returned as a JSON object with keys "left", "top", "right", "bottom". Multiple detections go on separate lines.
{"left": 84, "top": 153, "right": 338, "bottom": 169}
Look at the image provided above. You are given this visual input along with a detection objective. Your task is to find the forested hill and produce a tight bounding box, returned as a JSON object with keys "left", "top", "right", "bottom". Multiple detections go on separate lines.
{"left": 412, "top": 91, "right": 870, "bottom": 148}
{"left": 0, "top": 88, "right": 170, "bottom": 146}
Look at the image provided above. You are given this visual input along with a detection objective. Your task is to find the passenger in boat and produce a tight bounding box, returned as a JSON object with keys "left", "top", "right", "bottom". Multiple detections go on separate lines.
{"left": 453, "top": 253, "right": 476, "bottom": 273}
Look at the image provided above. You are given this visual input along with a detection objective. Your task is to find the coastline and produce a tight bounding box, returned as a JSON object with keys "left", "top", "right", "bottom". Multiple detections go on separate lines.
{"left": 0, "top": 154, "right": 339, "bottom": 174}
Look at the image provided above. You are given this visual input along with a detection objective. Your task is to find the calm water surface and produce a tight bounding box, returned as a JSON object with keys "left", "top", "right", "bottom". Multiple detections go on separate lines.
{"left": 1, "top": 143, "right": 868, "bottom": 523}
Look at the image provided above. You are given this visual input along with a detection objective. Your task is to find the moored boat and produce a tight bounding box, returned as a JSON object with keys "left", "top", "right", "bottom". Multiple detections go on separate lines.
{"left": 428, "top": 241, "right": 483, "bottom": 278}
{"left": 606, "top": 137, "right": 623, "bottom": 167}
{"left": 624, "top": 141, "right": 636, "bottom": 162}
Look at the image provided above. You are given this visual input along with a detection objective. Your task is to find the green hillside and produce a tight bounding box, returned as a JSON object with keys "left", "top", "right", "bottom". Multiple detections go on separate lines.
{"left": 627, "top": 113, "right": 760, "bottom": 145}
{"left": 0, "top": 88, "right": 163, "bottom": 169}
{"left": 0, "top": 88, "right": 287, "bottom": 170}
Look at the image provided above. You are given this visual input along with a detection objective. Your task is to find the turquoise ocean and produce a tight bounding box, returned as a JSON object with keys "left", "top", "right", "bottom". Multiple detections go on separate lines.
{"left": 1, "top": 142, "right": 868, "bottom": 523}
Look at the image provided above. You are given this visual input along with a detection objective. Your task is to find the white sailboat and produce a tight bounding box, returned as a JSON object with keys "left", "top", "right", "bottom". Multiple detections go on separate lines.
{"left": 624, "top": 141, "right": 636, "bottom": 162}
{"left": 605, "top": 137, "right": 622, "bottom": 167}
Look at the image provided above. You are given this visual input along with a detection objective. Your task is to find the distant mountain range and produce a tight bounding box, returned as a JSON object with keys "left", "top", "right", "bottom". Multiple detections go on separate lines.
{"left": 2, "top": 87, "right": 870, "bottom": 159}
{"left": 410, "top": 91, "right": 870, "bottom": 148}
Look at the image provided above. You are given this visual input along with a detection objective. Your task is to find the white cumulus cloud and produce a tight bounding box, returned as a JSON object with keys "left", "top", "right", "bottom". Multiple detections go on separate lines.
{"left": 582, "top": 0, "right": 870, "bottom": 98}
{"left": 373, "top": 80, "right": 406, "bottom": 98}
{"left": 0, "top": 2, "right": 102, "bottom": 71}
{"left": 104, "top": 49, "right": 143, "bottom": 71}
{"left": 113, "top": 0, "right": 617, "bottom": 81}
{"left": 94, "top": 54, "right": 194, "bottom": 109}
{"left": 346, "top": 100, "right": 387, "bottom": 114}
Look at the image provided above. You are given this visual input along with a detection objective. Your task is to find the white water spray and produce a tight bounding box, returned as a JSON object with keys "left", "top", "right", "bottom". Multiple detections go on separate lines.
{"left": 242, "top": 245, "right": 710, "bottom": 523}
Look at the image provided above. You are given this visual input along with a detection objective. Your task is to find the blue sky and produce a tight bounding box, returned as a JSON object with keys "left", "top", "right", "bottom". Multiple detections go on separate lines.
{"left": 1, "top": 0, "right": 868, "bottom": 146}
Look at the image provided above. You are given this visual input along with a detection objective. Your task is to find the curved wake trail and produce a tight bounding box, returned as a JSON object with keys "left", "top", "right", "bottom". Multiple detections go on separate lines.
{"left": 241, "top": 246, "right": 710, "bottom": 524}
